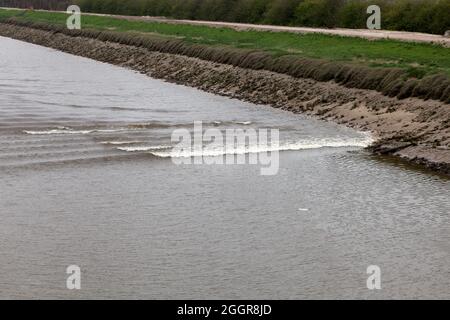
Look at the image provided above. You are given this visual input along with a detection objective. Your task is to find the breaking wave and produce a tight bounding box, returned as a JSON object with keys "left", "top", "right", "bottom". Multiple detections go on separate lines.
{"left": 148, "top": 136, "right": 373, "bottom": 158}
{"left": 101, "top": 141, "right": 142, "bottom": 145}
{"left": 23, "top": 127, "right": 126, "bottom": 135}
{"left": 117, "top": 145, "right": 172, "bottom": 152}
{"left": 22, "top": 121, "right": 256, "bottom": 136}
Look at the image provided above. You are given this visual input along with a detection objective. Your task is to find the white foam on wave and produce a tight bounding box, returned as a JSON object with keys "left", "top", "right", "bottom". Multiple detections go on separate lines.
{"left": 24, "top": 129, "right": 92, "bottom": 135}
{"left": 23, "top": 128, "right": 127, "bottom": 135}
{"left": 117, "top": 145, "right": 172, "bottom": 152}
{"left": 150, "top": 136, "right": 373, "bottom": 158}
{"left": 101, "top": 141, "right": 142, "bottom": 145}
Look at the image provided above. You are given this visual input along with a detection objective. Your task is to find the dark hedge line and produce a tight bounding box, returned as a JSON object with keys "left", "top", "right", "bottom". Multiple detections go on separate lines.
{"left": 2, "top": 17, "right": 449, "bottom": 103}
{"left": 1, "top": 0, "right": 448, "bottom": 34}
{"left": 0, "top": 0, "right": 71, "bottom": 10}
{"left": 71, "top": 0, "right": 449, "bottom": 35}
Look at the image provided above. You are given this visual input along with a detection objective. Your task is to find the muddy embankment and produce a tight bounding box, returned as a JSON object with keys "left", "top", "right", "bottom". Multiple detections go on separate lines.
{"left": 0, "top": 21, "right": 449, "bottom": 174}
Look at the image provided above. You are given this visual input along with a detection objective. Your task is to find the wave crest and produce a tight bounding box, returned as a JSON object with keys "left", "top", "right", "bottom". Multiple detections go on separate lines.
{"left": 149, "top": 137, "right": 373, "bottom": 158}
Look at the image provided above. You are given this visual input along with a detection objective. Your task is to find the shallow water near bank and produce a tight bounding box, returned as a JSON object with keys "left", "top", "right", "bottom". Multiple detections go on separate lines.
{"left": 0, "top": 36, "right": 449, "bottom": 299}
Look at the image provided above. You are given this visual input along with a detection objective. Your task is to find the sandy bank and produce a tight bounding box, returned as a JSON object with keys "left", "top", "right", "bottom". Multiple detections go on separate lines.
{"left": 0, "top": 23, "right": 449, "bottom": 174}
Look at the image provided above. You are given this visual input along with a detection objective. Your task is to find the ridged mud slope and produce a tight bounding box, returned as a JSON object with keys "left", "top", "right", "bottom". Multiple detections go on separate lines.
{"left": 3, "top": 18, "right": 450, "bottom": 104}
{"left": 0, "top": 22, "right": 449, "bottom": 174}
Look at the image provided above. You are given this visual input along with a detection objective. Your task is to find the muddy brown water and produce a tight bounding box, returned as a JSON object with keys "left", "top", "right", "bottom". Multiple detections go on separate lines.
{"left": 0, "top": 37, "right": 449, "bottom": 299}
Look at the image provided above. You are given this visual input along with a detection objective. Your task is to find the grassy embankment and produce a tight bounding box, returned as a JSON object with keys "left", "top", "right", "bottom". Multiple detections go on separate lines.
{"left": 1, "top": 9, "right": 449, "bottom": 102}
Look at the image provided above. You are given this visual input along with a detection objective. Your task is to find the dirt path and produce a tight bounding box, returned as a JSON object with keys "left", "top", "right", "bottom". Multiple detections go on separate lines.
{"left": 112, "top": 15, "right": 450, "bottom": 47}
